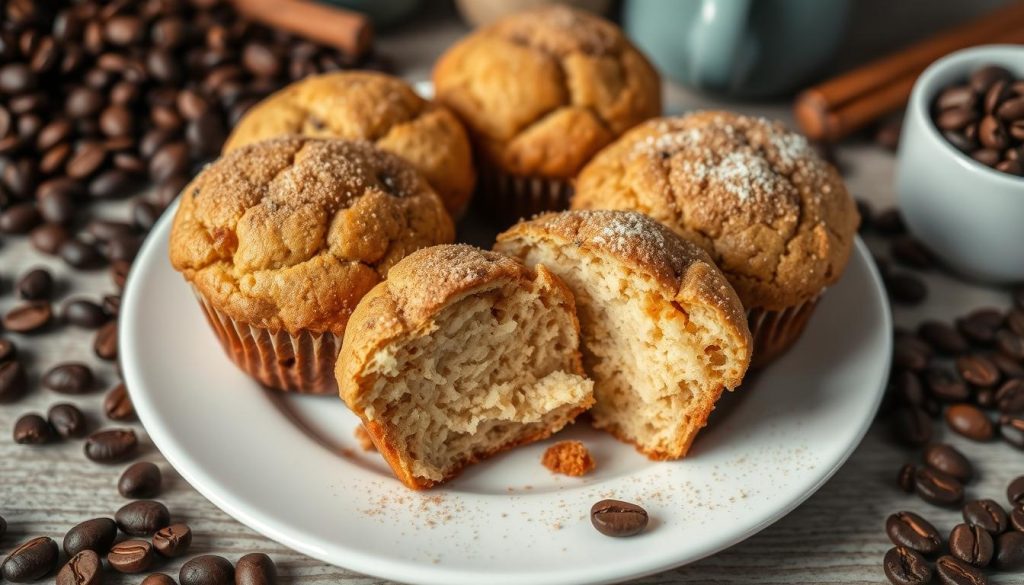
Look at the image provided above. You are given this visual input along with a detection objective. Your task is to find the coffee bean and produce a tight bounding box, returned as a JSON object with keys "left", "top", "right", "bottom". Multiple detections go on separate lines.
{"left": 143, "top": 574, "right": 178, "bottom": 585}
{"left": 0, "top": 202, "right": 41, "bottom": 234}
{"left": 1011, "top": 503, "right": 1024, "bottom": 532}
{"left": 996, "top": 379, "right": 1024, "bottom": 414}
{"left": 893, "top": 407, "right": 933, "bottom": 447}
{"left": 88, "top": 168, "right": 136, "bottom": 199}
{"left": 887, "top": 273, "right": 927, "bottom": 304}
{"left": 995, "top": 530, "right": 1024, "bottom": 570}
{"left": 946, "top": 403, "right": 994, "bottom": 441}
{"left": 108, "top": 539, "right": 155, "bottom": 574}
{"left": 65, "top": 142, "right": 107, "bottom": 179}
{"left": 963, "top": 499, "right": 1008, "bottom": 534}
{"left": 101, "top": 234, "right": 141, "bottom": 263}
{"left": 897, "top": 464, "right": 917, "bottom": 493}
{"left": 590, "top": 499, "right": 648, "bottom": 537}
{"left": 925, "top": 366, "right": 970, "bottom": 402}
{"left": 883, "top": 546, "right": 932, "bottom": 585}
{"left": 16, "top": 268, "right": 53, "bottom": 300}
{"left": 1000, "top": 414, "right": 1024, "bottom": 449}
{"left": 149, "top": 142, "right": 190, "bottom": 183}
{"left": 116, "top": 461, "right": 161, "bottom": 500}
{"left": 153, "top": 523, "right": 192, "bottom": 558}
{"left": 1010, "top": 475, "right": 1024, "bottom": 507}
{"left": 893, "top": 335, "right": 932, "bottom": 372}
{"left": 180, "top": 555, "right": 234, "bottom": 585}
{"left": 59, "top": 238, "right": 104, "bottom": 269}
{"left": 1, "top": 536, "right": 59, "bottom": 582}
{"left": 935, "top": 554, "right": 987, "bottom": 585}
{"left": 63, "top": 299, "right": 108, "bottom": 328}
{"left": 46, "top": 403, "right": 86, "bottom": 439}
{"left": 996, "top": 329, "right": 1024, "bottom": 360}
{"left": 950, "top": 523, "right": 994, "bottom": 567}
{"left": 979, "top": 115, "right": 1009, "bottom": 150}
{"left": 0, "top": 339, "right": 15, "bottom": 363}
{"left": 972, "top": 148, "right": 1001, "bottom": 167}
{"left": 111, "top": 260, "right": 130, "bottom": 289}
{"left": 937, "top": 107, "right": 978, "bottom": 132}
{"left": 14, "top": 413, "right": 53, "bottom": 444}
{"left": 101, "top": 382, "right": 134, "bottom": 421}
{"left": 891, "top": 237, "right": 934, "bottom": 269}
{"left": 116, "top": 500, "right": 170, "bottom": 536}
{"left": 956, "top": 355, "right": 1000, "bottom": 387}
{"left": 892, "top": 370, "right": 926, "bottom": 407}
{"left": 186, "top": 110, "right": 226, "bottom": 157}
{"left": 2, "top": 301, "right": 52, "bottom": 333}
{"left": 990, "top": 352, "right": 1024, "bottom": 379}
{"left": 103, "top": 294, "right": 121, "bottom": 317}
{"left": 915, "top": 466, "right": 964, "bottom": 507}
{"left": 42, "top": 363, "right": 94, "bottom": 394}
{"left": 0, "top": 361, "right": 28, "bottom": 403}
{"left": 0, "top": 63, "right": 36, "bottom": 93}
{"left": 923, "top": 443, "right": 972, "bottom": 482}
{"left": 38, "top": 190, "right": 76, "bottom": 225}
{"left": 63, "top": 517, "right": 117, "bottom": 557}
{"left": 886, "top": 511, "right": 942, "bottom": 554}
{"left": 971, "top": 65, "right": 1012, "bottom": 94}
{"left": 236, "top": 553, "right": 277, "bottom": 585}
{"left": 94, "top": 320, "right": 118, "bottom": 361}
{"left": 30, "top": 223, "right": 71, "bottom": 255}
{"left": 919, "top": 320, "right": 969, "bottom": 355}
{"left": 84, "top": 428, "right": 137, "bottom": 463}
{"left": 56, "top": 550, "right": 101, "bottom": 585}
{"left": 1009, "top": 308, "right": 1024, "bottom": 336}
{"left": 958, "top": 310, "right": 1003, "bottom": 345}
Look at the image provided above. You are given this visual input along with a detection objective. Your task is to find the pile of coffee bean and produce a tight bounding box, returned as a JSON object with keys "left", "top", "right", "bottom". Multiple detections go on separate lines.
{"left": 932, "top": 64, "right": 1024, "bottom": 176}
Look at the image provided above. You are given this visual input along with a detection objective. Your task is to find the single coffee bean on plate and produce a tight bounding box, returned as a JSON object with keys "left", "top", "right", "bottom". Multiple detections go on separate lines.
{"left": 0, "top": 338, "right": 16, "bottom": 363}
{"left": 42, "top": 363, "right": 94, "bottom": 394}
{"left": 63, "top": 517, "right": 118, "bottom": 557}
{"left": 104, "top": 382, "right": 135, "bottom": 421}
{"left": 918, "top": 320, "right": 969, "bottom": 355}
{"left": 153, "top": 523, "right": 192, "bottom": 558}
{"left": 84, "top": 428, "right": 138, "bottom": 463}
{"left": 999, "top": 414, "right": 1024, "bottom": 449}
{"left": 897, "top": 464, "right": 917, "bottom": 493}
{"left": 883, "top": 546, "right": 932, "bottom": 585}
{"left": 915, "top": 466, "right": 964, "bottom": 507}
{"left": 923, "top": 443, "right": 973, "bottom": 482}
{"left": 1010, "top": 475, "right": 1024, "bottom": 507}
{"left": 47, "top": 403, "right": 87, "bottom": 438}
{"left": 62, "top": 298, "right": 108, "bottom": 328}
{"left": 886, "top": 511, "right": 942, "bottom": 554}
{"left": 963, "top": 499, "right": 1008, "bottom": 534}
{"left": 925, "top": 366, "right": 970, "bottom": 403}
{"left": 94, "top": 320, "right": 118, "bottom": 361}
{"left": 108, "top": 539, "right": 155, "bottom": 574}
{"left": 236, "top": 552, "right": 277, "bottom": 585}
{"left": 946, "top": 403, "right": 994, "bottom": 441}
{"left": 3, "top": 301, "right": 53, "bottom": 333}
{"left": 180, "top": 554, "right": 235, "bottom": 585}
{"left": 142, "top": 574, "right": 178, "bottom": 585}
{"left": 115, "top": 500, "right": 171, "bottom": 536}
{"left": 950, "top": 523, "right": 994, "bottom": 567}
{"left": 886, "top": 273, "right": 928, "bottom": 305}
{"left": 16, "top": 267, "right": 53, "bottom": 300}
{"left": 935, "top": 554, "right": 988, "bottom": 585}
{"left": 1, "top": 536, "right": 59, "bottom": 582}
{"left": 995, "top": 530, "right": 1024, "bottom": 570}
{"left": 13, "top": 413, "right": 53, "bottom": 445}
{"left": 0, "top": 361, "right": 28, "bottom": 403}
{"left": 56, "top": 549, "right": 101, "bottom": 585}
{"left": 956, "top": 355, "right": 1001, "bottom": 387}
{"left": 892, "top": 407, "right": 933, "bottom": 447}
{"left": 590, "top": 499, "right": 649, "bottom": 537}
{"left": 119, "top": 461, "right": 161, "bottom": 499}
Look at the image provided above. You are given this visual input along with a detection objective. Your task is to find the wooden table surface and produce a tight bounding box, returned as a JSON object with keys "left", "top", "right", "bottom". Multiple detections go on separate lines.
{"left": 1, "top": 2, "right": 1021, "bottom": 583}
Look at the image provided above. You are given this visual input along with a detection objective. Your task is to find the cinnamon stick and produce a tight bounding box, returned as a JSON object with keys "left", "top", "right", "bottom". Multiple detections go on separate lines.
{"left": 795, "top": 2, "right": 1024, "bottom": 142}
{"left": 230, "top": 0, "right": 373, "bottom": 58}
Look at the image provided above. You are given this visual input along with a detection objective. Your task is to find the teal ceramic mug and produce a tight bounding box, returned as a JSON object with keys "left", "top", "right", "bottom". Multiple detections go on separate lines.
{"left": 623, "top": 0, "right": 849, "bottom": 98}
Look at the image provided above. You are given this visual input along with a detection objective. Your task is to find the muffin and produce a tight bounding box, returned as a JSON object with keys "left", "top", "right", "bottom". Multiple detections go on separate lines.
{"left": 433, "top": 5, "right": 660, "bottom": 223}
{"left": 337, "top": 244, "right": 594, "bottom": 489}
{"left": 169, "top": 136, "right": 455, "bottom": 393}
{"left": 496, "top": 210, "right": 752, "bottom": 459}
{"left": 572, "top": 112, "right": 858, "bottom": 367}
{"left": 223, "top": 71, "right": 476, "bottom": 218}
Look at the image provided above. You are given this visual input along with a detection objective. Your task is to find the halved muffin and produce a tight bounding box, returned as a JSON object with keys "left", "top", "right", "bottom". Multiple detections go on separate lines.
{"left": 496, "top": 210, "right": 751, "bottom": 459}
{"left": 337, "top": 244, "right": 594, "bottom": 489}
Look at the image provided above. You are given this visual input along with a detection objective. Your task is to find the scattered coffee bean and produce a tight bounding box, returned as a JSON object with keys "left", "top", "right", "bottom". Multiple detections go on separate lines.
{"left": 958, "top": 309, "right": 1003, "bottom": 345}
{"left": 180, "top": 555, "right": 235, "bottom": 585}
{"left": 119, "top": 461, "right": 161, "bottom": 499}
{"left": 94, "top": 320, "right": 118, "bottom": 361}
{"left": 30, "top": 223, "right": 71, "bottom": 255}
{"left": 891, "top": 370, "right": 926, "bottom": 406}
{"left": 42, "top": 363, "right": 94, "bottom": 394}
{"left": 62, "top": 298, "right": 108, "bottom": 328}
{"left": 13, "top": 413, "right": 53, "bottom": 445}
{"left": 897, "top": 464, "right": 917, "bottom": 493}
{"left": 153, "top": 523, "right": 192, "bottom": 558}
{"left": 0, "top": 203, "right": 41, "bottom": 234}
{"left": 59, "top": 238, "right": 104, "bottom": 269}
{"left": 1, "top": 536, "right": 59, "bottom": 582}
{"left": 994, "top": 530, "right": 1024, "bottom": 570}
{"left": 918, "top": 320, "right": 969, "bottom": 355}
{"left": 116, "top": 500, "right": 170, "bottom": 536}
{"left": 15, "top": 267, "right": 53, "bottom": 300}
{"left": 1010, "top": 476, "right": 1024, "bottom": 507}
{"left": 946, "top": 404, "right": 994, "bottom": 441}
{"left": 990, "top": 352, "right": 1024, "bottom": 379}
{"left": 102, "top": 294, "right": 121, "bottom": 317}
{"left": 46, "top": 403, "right": 87, "bottom": 438}
{"left": 893, "top": 407, "right": 933, "bottom": 446}
{"left": 235, "top": 553, "right": 277, "bottom": 585}
{"left": 84, "top": 428, "right": 138, "bottom": 463}
{"left": 891, "top": 237, "right": 934, "bottom": 270}
{"left": 104, "top": 382, "right": 135, "bottom": 421}
{"left": 950, "top": 523, "right": 994, "bottom": 567}
{"left": 108, "top": 539, "right": 155, "bottom": 574}
{"left": 956, "top": 355, "right": 1001, "bottom": 387}
{"left": 590, "top": 499, "right": 648, "bottom": 537}
{"left": 893, "top": 335, "right": 932, "bottom": 372}
{"left": 1010, "top": 504, "right": 1024, "bottom": 532}
{"left": 142, "top": 574, "right": 178, "bottom": 585}
{"left": 0, "top": 361, "right": 28, "bottom": 403}
{"left": 963, "top": 499, "right": 1008, "bottom": 534}
{"left": 56, "top": 550, "right": 101, "bottom": 585}
{"left": 926, "top": 366, "right": 970, "bottom": 403}
{"left": 883, "top": 546, "right": 932, "bottom": 585}
{"left": 887, "top": 273, "right": 928, "bottom": 305}
{"left": 999, "top": 414, "right": 1024, "bottom": 449}
{"left": 995, "top": 378, "right": 1024, "bottom": 414}
{"left": 915, "top": 466, "right": 964, "bottom": 507}
{"left": 63, "top": 517, "right": 118, "bottom": 557}
{"left": 3, "top": 301, "right": 53, "bottom": 332}
{"left": 923, "top": 443, "right": 973, "bottom": 482}
{"left": 886, "top": 511, "right": 942, "bottom": 554}
{"left": 0, "top": 338, "right": 16, "bottom": 363}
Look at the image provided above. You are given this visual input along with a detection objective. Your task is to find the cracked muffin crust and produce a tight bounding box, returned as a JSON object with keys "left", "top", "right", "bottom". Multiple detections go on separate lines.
{"left": 223, "top": 71, "right": 476, "bottom": 218}
{"left": 170, "top": 136, "right": 454, "bottom": 392}
{"left": 572, "top": 112, "right": 859, "bottom": 312}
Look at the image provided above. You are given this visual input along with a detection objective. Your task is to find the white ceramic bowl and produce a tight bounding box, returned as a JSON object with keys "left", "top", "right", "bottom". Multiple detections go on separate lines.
{"left": 896, "top": 45, "right": 1024, "bottom": 283}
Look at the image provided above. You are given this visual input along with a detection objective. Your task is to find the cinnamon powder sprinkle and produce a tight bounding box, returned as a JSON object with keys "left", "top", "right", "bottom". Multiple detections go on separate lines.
{"left": 541, "top": 441, "right": 595, "bottom": 477}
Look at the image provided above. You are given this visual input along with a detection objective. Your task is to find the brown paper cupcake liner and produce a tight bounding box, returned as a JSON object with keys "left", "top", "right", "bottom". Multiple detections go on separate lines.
{"left": 747, "top": 296, "right": 821, "bottom": 369}
{"left": 193, "top": 289, "right": 341, "bottom": 394}
{"left": 477, "top": 158, "right": 573, "bottom": 225}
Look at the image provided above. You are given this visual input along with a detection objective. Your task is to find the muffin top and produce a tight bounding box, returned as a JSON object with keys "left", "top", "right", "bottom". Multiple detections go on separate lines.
{"left": 572, "top": 112, "right": 859, "bottom": 310}
{"left": 433, "top": 5, "right": 661, "bottom": 179}
{"left": 223, "top": 71, "right": 476, "bottom": 218}
{"left": 169, "top": 136, "right": 454, "bottom": 335}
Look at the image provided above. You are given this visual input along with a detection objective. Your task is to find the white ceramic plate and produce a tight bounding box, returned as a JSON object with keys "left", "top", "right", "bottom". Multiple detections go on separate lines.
{"left": 122, "top": 200, "right": 891, "bottom": 585}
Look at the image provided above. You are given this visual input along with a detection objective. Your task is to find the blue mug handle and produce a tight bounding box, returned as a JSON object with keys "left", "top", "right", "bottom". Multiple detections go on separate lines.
{"left": 688, "top": 0, "right": 753, "bottom": 90}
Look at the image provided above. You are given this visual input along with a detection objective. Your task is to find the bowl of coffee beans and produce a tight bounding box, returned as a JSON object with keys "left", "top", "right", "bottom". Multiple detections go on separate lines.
{"left": 896, "top": 45, "right": 1024, "bottom": 283}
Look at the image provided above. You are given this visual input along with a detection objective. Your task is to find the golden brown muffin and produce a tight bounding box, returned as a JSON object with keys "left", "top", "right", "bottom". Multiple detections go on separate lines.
{"left": 572, "top": 112, "right": 859, "bottom": 366}
{"left": 496, "top": 210, "right": 751, "bottom": 458}
{"left": 170, "top": 136, "right": 455, "bottom": 393}
{"left": 223, "top": 71, "right": 476, "bottom": 218}
{"left": 337, "top": 244, "right": 594, "bottom": 489}
{"left": 433, "top": 5, "right": 661, "bottom": 221}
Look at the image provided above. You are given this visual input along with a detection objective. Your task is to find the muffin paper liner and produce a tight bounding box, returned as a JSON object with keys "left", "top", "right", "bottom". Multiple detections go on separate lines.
{"left": 192, "top": 289, "right": 341, "bottom": 394}
{"left": 747, "top": 296, "right": 821, "bottom": 369}
{"left": 477, "top": 158, "right": 573, "bottom": 224}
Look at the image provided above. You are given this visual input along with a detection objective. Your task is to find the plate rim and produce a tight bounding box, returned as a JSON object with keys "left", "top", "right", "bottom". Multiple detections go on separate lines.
{"left": 121, "top": 200, "right": 892, "bottom": 585}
